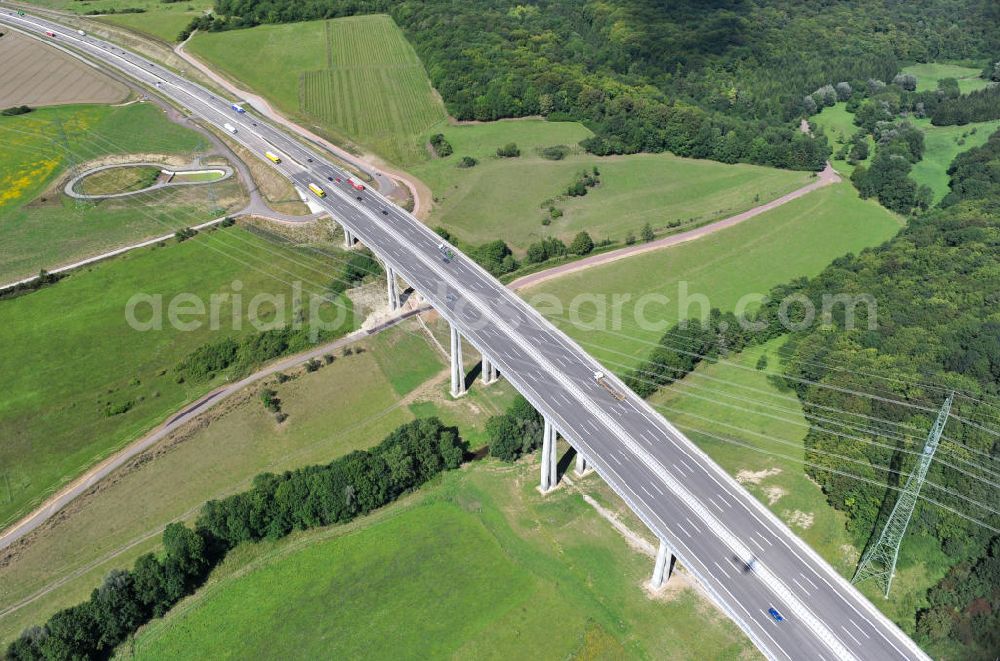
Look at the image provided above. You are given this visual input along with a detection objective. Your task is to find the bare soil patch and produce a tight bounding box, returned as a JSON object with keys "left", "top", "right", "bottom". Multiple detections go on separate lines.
{"left": 0, "top": 32, "right": 128, "bottom": 107}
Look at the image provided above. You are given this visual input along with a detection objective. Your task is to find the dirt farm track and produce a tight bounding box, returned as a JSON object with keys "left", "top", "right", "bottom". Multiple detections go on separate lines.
{"left": 0, "top": 31, "right": 128, "bottom": 107}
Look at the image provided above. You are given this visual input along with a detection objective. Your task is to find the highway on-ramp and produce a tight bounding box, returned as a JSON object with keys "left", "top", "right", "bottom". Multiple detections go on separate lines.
{"left": 0, "top": 12, "right": 928, "bottom": 660}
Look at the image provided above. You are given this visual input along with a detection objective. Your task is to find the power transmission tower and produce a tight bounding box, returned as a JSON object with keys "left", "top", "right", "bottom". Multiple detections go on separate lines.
{"left": 852, "top": 392, "right": 953, "bottom": 598}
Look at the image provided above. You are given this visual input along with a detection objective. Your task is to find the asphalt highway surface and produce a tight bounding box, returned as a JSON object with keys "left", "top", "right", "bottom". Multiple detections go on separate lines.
{"left": 0, "top": 11, "right": 929, "bottom": 660}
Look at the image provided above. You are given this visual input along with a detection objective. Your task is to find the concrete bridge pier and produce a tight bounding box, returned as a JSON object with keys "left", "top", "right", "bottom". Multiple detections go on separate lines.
{"left": 540, "top": 418, "right": 559, "bottom": 492}
{"left": 481, "top": 353, "right": 499, "bottom": 385}
{"left": 344, "top": 227, "right": 356, "bottom": 249}
{"left": 386, "top": 265, "right": 399, "bottom": 311}
{"left": 650, "top": 539, "right": 676, "bottom": 589}
{"left": 450, "top": 324, "right": 465, "bottom": 398}
{"left": 574, "top": 451, "right": 590, "bottom": 476}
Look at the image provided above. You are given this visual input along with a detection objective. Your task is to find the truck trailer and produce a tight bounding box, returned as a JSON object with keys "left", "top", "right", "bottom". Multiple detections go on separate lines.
{"left": 308, "top": 183, "right": 326, "bottom": 198}
{"left": 264, "top": 151, "right": 282, "bottom": 164}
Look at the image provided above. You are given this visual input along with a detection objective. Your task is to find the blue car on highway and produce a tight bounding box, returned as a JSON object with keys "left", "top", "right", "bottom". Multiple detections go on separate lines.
{"left": 768, "top": 607, "right": 785, "bottom": 622}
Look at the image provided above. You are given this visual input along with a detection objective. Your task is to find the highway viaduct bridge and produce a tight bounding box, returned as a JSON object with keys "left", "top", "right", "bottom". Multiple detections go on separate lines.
{"left": 0, "top": 11, "right": 929, "bottom": 660}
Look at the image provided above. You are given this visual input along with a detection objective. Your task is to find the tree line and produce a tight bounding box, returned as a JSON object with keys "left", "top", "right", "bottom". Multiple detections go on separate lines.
{"left": 6, "top": 417, "right": 464, "bottom": 660}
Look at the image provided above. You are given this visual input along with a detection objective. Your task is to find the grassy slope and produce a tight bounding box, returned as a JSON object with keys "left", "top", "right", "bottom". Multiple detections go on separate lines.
{"left": 187, "top": 16, "right": 448, "bottom": 166}
{"left": 813, "top": 102, "right": 873, "bottom": 177}
{"left": 21, "top": 0, "right": 210, "bottom": 43}
{"left": 411, "top": 120, "right": 812, "bottom": 251}
{"left": 909, "top": 117, "right": 1000, "bottom": 201}
{"left": 130, "top": 464, "right": 752, "bottom": 660}
{"left": 0, "top": 228, "right": 355, "bottom": 532}
{"left": 98, "top": 10, "right": 204, "bottom": 44}
{"left": 814, "top": 101, "right": 1000, "bottom": 201}
{"left": 526, "top": 182, "right": 900, "bottom": 371}
{"left": 0, "top": 322, "right": 444, "bottom": 644}
{"left": 0, "top": 103, "right": 229, "bottom": 282}
{"left": 901, "top": 62, "right": 991, "bottom": 94}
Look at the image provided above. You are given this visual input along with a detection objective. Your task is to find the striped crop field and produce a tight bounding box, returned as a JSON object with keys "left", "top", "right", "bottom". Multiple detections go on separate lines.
{"left": 300, "top": 15, "right": 447, "bottom": 165}
{"left": 189, "top": 15, "right": 447, "bottom": 166}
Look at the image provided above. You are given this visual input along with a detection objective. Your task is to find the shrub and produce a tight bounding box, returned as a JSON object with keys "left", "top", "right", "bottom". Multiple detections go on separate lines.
{"left": 429, "top": 133, "right": 453, "bottom": 157}
{"left": 175, "top": 227, "right": 197, "bottom": 242}
{"left": 539, "top": 144, "right": 570, "bottom": 160}
{"left": 496, "top": 142, "right": 520, "bottom": 157}
{"left": 625, "top": 231, "right": 636, "bottom": 245}
{"left": 487, "top": 396, "right": 543, "bottom": 461}
{"left": 569, "top": 231, "right": 594, "bottom": 256}
{"left": 457, "top": 156, "right": 477, "bottom": 168}
{"left": 1, "top": 105, "right": 32, "bottom": 116}
{"left": 641, "top": 222, "right": 655, "bottom": 242}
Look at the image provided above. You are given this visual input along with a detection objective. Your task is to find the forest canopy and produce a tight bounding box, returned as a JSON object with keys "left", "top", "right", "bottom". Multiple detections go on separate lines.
{"left": 193, "top": 0, "right": 1000, "bottom": 172}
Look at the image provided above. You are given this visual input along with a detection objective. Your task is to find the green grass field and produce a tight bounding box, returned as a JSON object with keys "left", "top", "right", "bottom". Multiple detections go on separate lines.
{"left": 812, "top": 102, "right": 873, "bottom": 176}
{"left": 525, "top": 181, "right": 901, "bottom": 371}
{"left": 0, "top": 103, "right": 233, "bottom": 282}
{"left": 901, "top": 62, "right": 991, "bottom": 94}
{"left": 411, "top": 119, "right": 813, "bottom": 251}
{"left": 129, "top": 463, "right": 752, "bottom": 659}
{"left": 0, "top": 320, "right": 510, "bottom": 646}
{"left": 77, "top": 165, "right": 161, "bottom": 195}
{"left": 0, "top": 227, "right": 355, "bottom": 535}
{"left": 188, "top": 15, "right": 448, "bottom": 166}
{"left": 813, "top": 100, "right": 1000, "bottom": 201}
{"left": 909, "top": 118, "right": 1000, "bottom": 202}
{"left": 20, "top": 0, "right": 210, "bottom": 43}
{"left": 99, "top": 9, "right": 205, "bottom": 44}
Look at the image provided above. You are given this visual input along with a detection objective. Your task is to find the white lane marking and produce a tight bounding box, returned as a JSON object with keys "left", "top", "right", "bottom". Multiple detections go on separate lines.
{"left": 672, "top": 463, "right": 689, "bottom": 475}
{"left": 713, "top": 560, "right": 732, "bottom": 579}
{"left": 791, "top": 577, "right": 810, "bottom": 594}
{"left": 684, "top": 516, "right": 702, "bottom": 534}
{"left": 850, "top": 619, "right": 871, "bottom": 639}
{"left": 841, "top": 626, "right": 863, "bottom": 647}
{"left": 640, "top": 485, "right": 654, "bottom": 498}
{"left": 708, "top": 497, "right": 725, "bottom": 513}
{"left": 675, "top": 521, "right": 692, "bottom": 538}
{"left": 651, "top": 482, "right": 664, "bottom": 496}
{"left": 709, "top": 580, "right": 791, "bottom": 661}
{"left": 749, "top": 537, "right": 766, "bottom": 552}
{"left": 799, "top": 573, "right": 819, "bottom": 590}
{"left": 754, "top": 530, "right": 773, "bottom": 546}
{"left": 609, "top": 453, "right": 623, "bottom": 466}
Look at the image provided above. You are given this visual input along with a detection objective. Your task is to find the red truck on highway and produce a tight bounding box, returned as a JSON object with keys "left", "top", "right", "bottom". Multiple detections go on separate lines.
{"left": 347, "top": 178, "right": 365, "bottom": 191}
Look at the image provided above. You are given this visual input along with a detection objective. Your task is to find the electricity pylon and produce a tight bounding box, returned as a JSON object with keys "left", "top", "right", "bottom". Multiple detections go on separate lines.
{"left": 852, "top": 392, "right": 954, "bottom": 598}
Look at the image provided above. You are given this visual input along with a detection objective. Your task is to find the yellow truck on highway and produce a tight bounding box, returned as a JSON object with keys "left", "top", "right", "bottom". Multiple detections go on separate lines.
{"left": 265, "top": 151, "right": 282, "bottom": 164}
{"left": 308, "top": 183, "right": 326, "bottom": 198}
